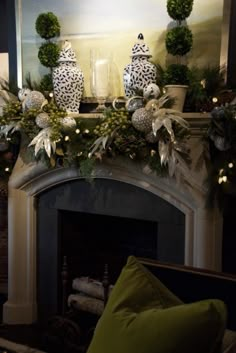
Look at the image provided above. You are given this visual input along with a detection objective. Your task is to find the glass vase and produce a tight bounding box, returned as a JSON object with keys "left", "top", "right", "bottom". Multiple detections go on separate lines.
{"left": 90, "top": 49, "right": 111, "bottom": 112}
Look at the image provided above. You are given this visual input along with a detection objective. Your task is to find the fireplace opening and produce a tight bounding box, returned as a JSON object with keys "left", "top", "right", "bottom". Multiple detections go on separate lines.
{"left": 60, "top": 210, "right": 158, "bottom": 283}
{"left": 37, "top": 178, "right": 185, "bottom": 321}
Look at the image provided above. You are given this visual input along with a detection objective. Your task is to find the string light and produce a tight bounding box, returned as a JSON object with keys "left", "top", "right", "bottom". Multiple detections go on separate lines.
{"left": 212, "top": 97, "right": 218, "bottom": 103}
{"left": 77, "top": 151, "right": 83, "bottom": 156}
{"left": 219, "top": 168, "right": 224, "bottom": 175}
{"left": 218, "top": 175, "right": 228, "bottom": 184}
{"left": 64, "top": 136, "right": 69, "bottom": 141}
{"left": 150, "top": 149, "right": 156, "bottom": 156}
{"left": 228, "top": 162, "right": 234, "bottom": 168}
{"left": 200, "top": 79, "right": 206, "bottom": 88}
{"left": 5, "top": 167, "right": 10, "bottom": 172}
{"left": 222, "top": 176, "right": 227, "bottom": 182}
{"left": 84, "top": 129, "right": 90, "bottom": 134}
{"left": 75, "top": 129, "right": 80, "bottom": 134}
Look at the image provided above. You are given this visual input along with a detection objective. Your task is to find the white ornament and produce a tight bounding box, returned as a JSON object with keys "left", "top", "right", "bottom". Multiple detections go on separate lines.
{"left": 143, "top": 84, "right": 161, "bottom": 99}
{"left": 35, "top": 112, "right": 50, "bottom": 129}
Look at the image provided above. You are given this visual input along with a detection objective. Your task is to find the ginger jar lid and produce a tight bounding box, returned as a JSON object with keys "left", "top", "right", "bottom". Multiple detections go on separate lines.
{"left": 58, "top": 40, "right": 77, "bottom": 63}
{"left": 130, "top": 33, "right": 152, "bottom": 58}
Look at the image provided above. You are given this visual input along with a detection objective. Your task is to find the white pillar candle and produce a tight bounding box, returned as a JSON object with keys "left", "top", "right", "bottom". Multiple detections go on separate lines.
{"left": 94, "top": 59, "right": 109, "bottom": 97}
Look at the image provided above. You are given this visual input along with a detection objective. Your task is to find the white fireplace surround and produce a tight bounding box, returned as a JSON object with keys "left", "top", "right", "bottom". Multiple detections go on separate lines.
{"left": 3, "top": 115, "right": 223, "bottom": 324}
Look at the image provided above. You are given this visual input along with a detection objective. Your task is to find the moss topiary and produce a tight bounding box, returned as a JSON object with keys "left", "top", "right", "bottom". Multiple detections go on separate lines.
{"left": 38, "top": 42, "right": 60, "bottom": 68}
{"left": 35, "top": 12, "right": 60, "bottom": 40}
{"left": 40, "top": 73, "right": 54, "bottom": 92}
{"left": 165, "top": 26, "right": 193, "bottom": 57}
{"left": 164, "top": 64, "right": 190, "bottom": 85}
{"left": 167, "top": 0, "right": 194, "bottom": 21}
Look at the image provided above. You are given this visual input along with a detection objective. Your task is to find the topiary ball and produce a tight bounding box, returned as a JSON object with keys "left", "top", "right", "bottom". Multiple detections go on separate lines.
{"left": 35, "top": 12, "right": 60, "bottom": 39}
{"left": 40, "top": 73, "right": 53, "bottom": 92}
{"left": 38, "top": 42, "right": 60, "bottom": 68}
{"left": 166, "top": 26, "right": 193, "bottom": 57}
{"left": 163, "top": 64, "right": 190, "bottom": 85}
{"left": 167, "top": 0, "right": 194, "bottom": 21}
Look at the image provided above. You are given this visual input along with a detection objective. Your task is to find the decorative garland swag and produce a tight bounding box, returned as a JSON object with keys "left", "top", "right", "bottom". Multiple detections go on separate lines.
{"left": 1, "top": 87, "right": 236, "bottom": 211}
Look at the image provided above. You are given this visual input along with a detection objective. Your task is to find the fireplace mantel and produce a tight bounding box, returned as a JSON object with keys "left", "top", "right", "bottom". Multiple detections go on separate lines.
{"left": 3, "top": 114, "right": 223, "bottom": 324}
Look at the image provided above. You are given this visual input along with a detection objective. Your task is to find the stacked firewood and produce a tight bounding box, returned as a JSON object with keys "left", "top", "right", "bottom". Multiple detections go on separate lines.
{"left": 68, "top": 277, "right": 113, "bottom": 316}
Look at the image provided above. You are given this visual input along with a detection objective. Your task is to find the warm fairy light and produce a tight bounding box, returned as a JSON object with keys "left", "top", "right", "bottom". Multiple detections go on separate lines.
{"left": 150, "top": 149, "right": 156, "bottom": 156}
{"left": 222, "top": 175, "right": 227, "bottom": 182}
{"left": 6, "top": 137, "right": 11, "bottom": 141}
{"left": 75, "top": 129, "right": 80, "bottom": 134}
{"left": 212, "top": 97, "right": 218, "bottom": 103}
{"left": 162, "top": 88, "right": 166, "bottom": 94}
{"left": 5, "top": 167, "right": 10, "bottom": 172}
{"left": 77, "top": 151, "right": 83, "bottom": 156}
{"left": 218, "top": 177, "right": 223, "bottom": 184}
{"left": 88, "top": 152, "right": 92, "bottom": 158}
{"left": 64, "top": 136, "right": 69, "bottom": 141}
{"left": 228, "top": 162, "right": 234, "bottom": 168}
{"left": 200, "top": 79, "right": 206, "bottom": 88}
{"left": 219, "top": 168, "right": 224, "bottom": 175}
{"left": 49, "top": 92, "right": 54, "bottom": 98}
{"left": 84, "top": 129, "right": 90, "bottom": 134}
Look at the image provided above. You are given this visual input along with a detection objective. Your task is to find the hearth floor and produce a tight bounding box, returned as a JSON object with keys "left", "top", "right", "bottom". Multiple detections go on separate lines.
{"left": 0, "top": 294, "right": 45, "bottom": 351}
{"left": 0, "top": 323, "right": 45, "bottom": 351}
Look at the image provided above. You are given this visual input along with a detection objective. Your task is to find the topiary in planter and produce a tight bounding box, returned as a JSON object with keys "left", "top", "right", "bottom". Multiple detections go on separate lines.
{"left": 165, "top": 26, "right": 193, "bottom": 57}
{"left": 35, "top": 12, "right": 61, "bottom": 93}
{"left": 35, "top": 12, "right": 60, "bottom": 39}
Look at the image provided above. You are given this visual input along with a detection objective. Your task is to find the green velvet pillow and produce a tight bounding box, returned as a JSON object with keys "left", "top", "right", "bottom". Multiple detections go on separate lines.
{"left": 87, "top": 256, "right": 227, "bottom": 353}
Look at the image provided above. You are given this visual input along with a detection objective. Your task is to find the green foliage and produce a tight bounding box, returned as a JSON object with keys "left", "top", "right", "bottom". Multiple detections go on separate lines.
{"left": 38, "top": 42, "right": 60, "bottom": 68}
{"left": 164, "top": 64, "right": 190, "bottom": 85}
{"left": 201, "top": 66, "right": 226, "bottom": 97}
{"left": 35, "top": 12, "right": 60, "bottom": 39}
{"left": 166, "top": 26, "right": 193, "bottom": 56}
{"left": 201, "top": 105, "right": 236, "bottom": 211}
{"left": 167, "top": 0, "right": 194, "bottom": 21}
{"left": 40, "top": 73, "right": 53, "bottom": 92}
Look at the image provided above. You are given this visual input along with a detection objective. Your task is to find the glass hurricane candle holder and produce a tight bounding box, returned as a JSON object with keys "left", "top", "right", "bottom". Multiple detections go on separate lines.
{"left": 90, "top": 50, "right": 111, "bottom": 112}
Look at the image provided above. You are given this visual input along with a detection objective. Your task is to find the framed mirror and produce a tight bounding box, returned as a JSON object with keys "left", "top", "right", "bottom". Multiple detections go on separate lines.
{"left": 10, "top": 0, "right": 227, "bottom": 98}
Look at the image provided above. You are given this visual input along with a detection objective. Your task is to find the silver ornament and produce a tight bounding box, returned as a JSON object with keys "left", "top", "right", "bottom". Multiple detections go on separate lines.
{"left": 125, "top": 96, "right": 144, "bottom": 112}
{"left": 24, "top": 91, "right": 46, "bottom": 110}
{"left": 61, "top": 117, "right": 77, "bottom": 130}
{"left": 18, "top": 88, "right": 31, "bottom": 101}
{"left": 145, "top": 131, "right": 159, "bottom": 143}
{"left": 35, "top": 112, "right": 50, "bottom": 129}
{"left": 131, "top": 108, "right": 153, "bottom": 133}
{"left": 143, "top": 83, "right": 160, "bottom": 99}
